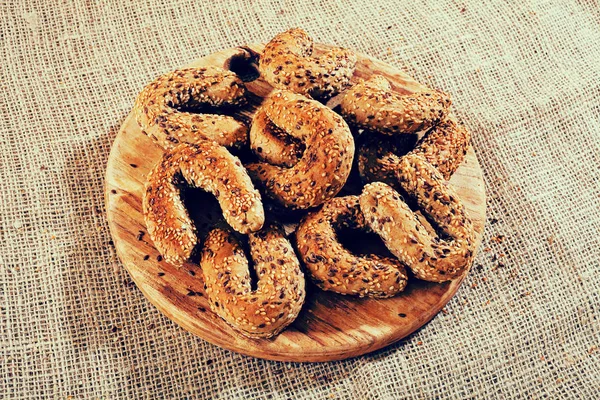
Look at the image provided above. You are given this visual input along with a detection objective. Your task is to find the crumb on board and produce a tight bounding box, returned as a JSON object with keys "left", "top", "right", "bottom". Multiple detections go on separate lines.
{"left": 491, "top": 235, "right": 505, "bottom": 244}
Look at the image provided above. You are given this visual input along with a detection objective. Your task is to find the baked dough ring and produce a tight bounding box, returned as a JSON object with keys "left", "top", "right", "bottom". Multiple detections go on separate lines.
{"left": 360, "top": 154, "right": 476, "bottom": 282}
{"left": 200, "top": 224, "right": 305, "bottom": 338}
{"left": 295, "top": 196, "right": 408, "bottom": 298}
{"left": 340, "top": 75, "right": 451, "bottom": 135}
{"left": 259, "top": 28, "right": 357, "bottom": 99}
{"left": 246, "top": 90, "right": 355, "bottom": 209}
{"left": 409, "top": 118, "right": 471, "bottom": 180}
{"left": 358, "top": 118, "right": 471, "bottom": 188}
{"left": 134, "top": 66, "right": 248, "bottom": 150}
{"left": 143, "top": 141, "right": 264, "bottom": 266}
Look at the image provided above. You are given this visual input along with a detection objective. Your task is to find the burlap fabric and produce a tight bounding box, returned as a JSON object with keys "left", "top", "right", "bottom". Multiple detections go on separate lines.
{"left": 2, "top": 0, "right": 599, "bottom": 398}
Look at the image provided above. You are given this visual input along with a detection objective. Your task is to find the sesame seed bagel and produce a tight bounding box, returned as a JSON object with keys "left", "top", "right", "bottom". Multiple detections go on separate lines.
{"left": 359, "top": 155, "right": 476, "bottom": 282}
{"left": 200, "top": 224, "right": 305, "bottom": 338}
{"left": 340, "top": 75, "right": 451, "bottom": 135}
{"left": 246, "top": 90, "right": 355, "bottom": 210}
{"left": 295, "top": 196, "right": 408, "bottom": 298}
{"left": 358, "top": 117, "right": 471, "bottom": 188}
{"left": 134, "top": 66, "right": 248, "bottom": 150}
{"left": 409, "top": 118, "right": 471, "bottom": 180}
{"left": 143, "top": 141, "right": 264, "bottom": 266}
{"left": 259, "top": 28, "right": 357, "bottom": 99}
{"left": 249, "top": 108, "right": 305, "bottom": 168}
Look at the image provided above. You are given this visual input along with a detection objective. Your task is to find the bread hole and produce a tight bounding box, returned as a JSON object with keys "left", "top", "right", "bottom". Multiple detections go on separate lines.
{"left": 235, "top": 234, "right": 259, "bottom": 291}
{"left": 179, "top": 185, "right": 225, "bottom": 263}
{"left": 225, "top": 48, "right": 260, "bottom": 82}
{"left": 264, "top": 118, "right": 307, "bottom": 163}
{"left": 336, "top": 227, "right": 395, "bottom": 259}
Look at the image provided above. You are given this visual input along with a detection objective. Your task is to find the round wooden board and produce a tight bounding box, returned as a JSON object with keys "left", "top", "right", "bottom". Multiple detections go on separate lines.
{"left": 105, "top": 44, "right": 486, "bottom": 362}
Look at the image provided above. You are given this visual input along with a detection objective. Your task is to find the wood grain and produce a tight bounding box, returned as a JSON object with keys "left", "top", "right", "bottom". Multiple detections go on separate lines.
{"left": 105, "top": 44, "right": 486, "bottom": 362}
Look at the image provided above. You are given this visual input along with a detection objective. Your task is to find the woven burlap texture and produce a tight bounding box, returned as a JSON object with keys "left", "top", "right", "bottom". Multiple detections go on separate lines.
{"left": 1, "top": 0, "right": 599, "bottom": 398}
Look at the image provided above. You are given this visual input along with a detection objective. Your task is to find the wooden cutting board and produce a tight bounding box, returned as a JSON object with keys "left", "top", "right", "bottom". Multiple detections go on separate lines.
{"left": 105, "top": 43, "right": 486, "bottom": 362}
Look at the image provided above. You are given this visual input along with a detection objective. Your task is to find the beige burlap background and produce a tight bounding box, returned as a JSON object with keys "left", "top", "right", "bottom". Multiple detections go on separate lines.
{"left": 1, "top": 0, "right": 599, "bottom": 398}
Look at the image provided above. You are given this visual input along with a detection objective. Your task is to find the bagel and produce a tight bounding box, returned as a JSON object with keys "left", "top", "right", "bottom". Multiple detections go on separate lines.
{"left": 259, "top": 28, "right": 357, "bottom": 99}
{"left": 134, "top": 66, "right": 248, "bottom": 150}
{"left": 246, "top": 90, "right": 355, "bottom": 209}
{"left": 143, "top": 141, "right": 264, "bottom": 266}
{"left": 340, "top": 75, "right": 451, "bottom": 135}
{"left": 358, "top": 118, "right": 471, "bottom": 187}
{"left": 409, "top": 118, "right": 471, "bottom": 180}
{"left": 359, "top": 154, "right": 475, "bottom": 282}
{"left": 295, "top": 196, "right": 408, "bottom": 298}
{"left": 200, "top": 224, "right": 305, "bottom": 338}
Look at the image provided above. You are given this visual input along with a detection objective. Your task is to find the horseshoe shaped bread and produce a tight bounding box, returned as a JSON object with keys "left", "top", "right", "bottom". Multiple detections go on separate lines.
{"left": 359, "top": 154, "right": 476, "bottom": 282}
{"left": 143, "top": 141, "right": 264, "bottom": 266}
{"left": 246, "top": 90, "right": 355, "bottom": 209}
{"left": 200, "top": 224, "right": 305, "bottom": 338}
{"left": 340, "top": 75, "right": 451, "bottom": 135}
{"left": 358, "top": 117, "right": 471, "bottom": 188}
{"left": 259, "top": 28, "right": 357, "bottom": 99}
{"left": 408, "top": 118, "right": 471, "bottom": 180}
{"left": 295, "top": 196, "right": 408, "bottom": 298}
{"left": 134, "top": 66, "right": 248, "bottom": 150}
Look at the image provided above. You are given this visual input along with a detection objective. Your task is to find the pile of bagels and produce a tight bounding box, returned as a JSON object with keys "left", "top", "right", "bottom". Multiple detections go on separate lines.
{"left": 134, "top": 28, "right": 475, "bottom": 338}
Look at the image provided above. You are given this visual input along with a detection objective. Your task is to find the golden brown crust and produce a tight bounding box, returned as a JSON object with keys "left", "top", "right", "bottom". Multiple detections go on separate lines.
{"left": 410, "top": 118, "right": 471, "bottom": 180}
{"left": 259, "top": 28, "right": 357, "bottom": 99}
{"left": 296, "top": 196, "right": 408, "bottom": 298}
{"left": 134, "top": 66, "right": 248, "bottom": 150}
{"left": 200, "top": 224, "right": 305, "bottom": 338}
{"left": 249, "top": 109, "right": 305, "bottom": 167}
{"left": 360, "top": 155, "right": 475, "bottom": 282}
{"left": 340, "top": 75, "right": 451, "bottom": 135}
{"left": 246, "top": 90, "right": 355, "bottom": 209}
{"left": 143, "top": 141, "right": 264, "bottom": 266}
